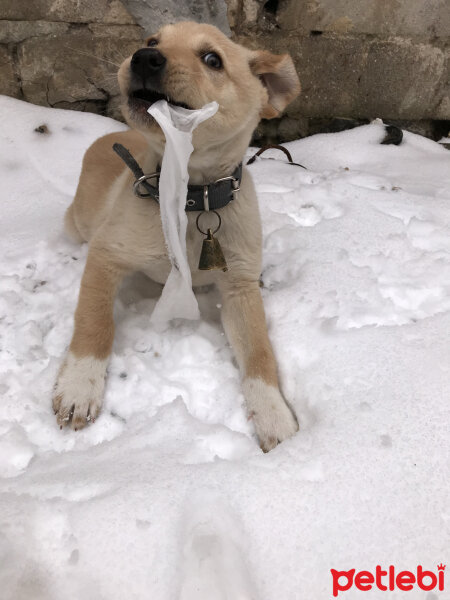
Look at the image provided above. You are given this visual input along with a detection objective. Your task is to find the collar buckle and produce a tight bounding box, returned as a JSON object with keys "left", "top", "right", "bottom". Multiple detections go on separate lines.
{"left": 213, "top": 175, "right": 240, "bottom": 199}
{"left": 133, "top": 172, "right": 160, "bottom": 199}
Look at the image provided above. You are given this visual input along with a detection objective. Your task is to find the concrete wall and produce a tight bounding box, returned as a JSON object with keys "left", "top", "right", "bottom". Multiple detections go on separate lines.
{"left": 0, "top": 0, "right": 448, "bottom": 139}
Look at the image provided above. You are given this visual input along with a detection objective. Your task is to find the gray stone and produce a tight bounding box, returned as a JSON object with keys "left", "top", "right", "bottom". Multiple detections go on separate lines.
{"left": 230, "top": 0, "right": 450, "bottom": 39}
{"left": 0, "top": 0, "right": 135, "bottom": 24}
{"left": 358, "top": 38, "right": 447, "bottom": 119}
{"left": 120, "top": 0, "right": 231, "bottom": 35}
{"left": 276, "top": 0, "right": 450, "bottom": 39}
{"left": 229, "top": 0, "right": 450, "bottom": 122}
{"left": 435, "top": 95, "right": 450, "bottom": 120}
{"left": 0, "top": 21, "right": 69, "bottom": 44}
{"left": 235, "top": 31, "right": 449, "bottom": 120}
{"left": 17, "top": 26, "right": 142, "bottom": 108}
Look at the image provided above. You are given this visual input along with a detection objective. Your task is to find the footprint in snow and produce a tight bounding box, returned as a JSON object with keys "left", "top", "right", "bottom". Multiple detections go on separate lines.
{"left": 179, "top": 494, "right": 255, "bottom": 600}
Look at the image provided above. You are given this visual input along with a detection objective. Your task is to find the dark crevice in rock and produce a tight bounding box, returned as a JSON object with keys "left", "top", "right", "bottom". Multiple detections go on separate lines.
{"left": 264, "top": 0, "right": 279, "bottom": 16}
{"left": 45, "top": 78, "right": 51, "bottom": 106}
{"left": 386, "top": 119, "right": 450, "bottom": 142}
{"left": 67, "top": 23, "right": 91, "bottom": 31}
{"left": 10, "top": 43, "right": 24, "bottom": 99}
{"left": 52, "top": 98, "right": 109, "bottom": 116}
{"left": 434, "top": 120, "right": 450, "bottom": 141}
{"left": 252, "top": 115, "right": 449, "bottom": 146}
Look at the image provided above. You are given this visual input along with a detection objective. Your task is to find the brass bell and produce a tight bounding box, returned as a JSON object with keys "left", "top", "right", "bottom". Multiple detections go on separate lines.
{"left": 198, "top": 228, "right": 228, "bottom": 271}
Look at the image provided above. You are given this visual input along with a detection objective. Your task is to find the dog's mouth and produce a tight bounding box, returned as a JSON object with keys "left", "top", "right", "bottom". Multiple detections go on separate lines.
{"left": 128, "top": 89, "right": 192, "bottom": 113}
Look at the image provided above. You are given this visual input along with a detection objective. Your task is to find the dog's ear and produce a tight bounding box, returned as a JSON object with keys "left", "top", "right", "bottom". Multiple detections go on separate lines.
{"left": 249, "top": 50, "right": 300, "bottom": 119}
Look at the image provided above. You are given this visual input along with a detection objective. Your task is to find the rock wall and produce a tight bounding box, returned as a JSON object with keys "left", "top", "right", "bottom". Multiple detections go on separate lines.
{"left": 229, "top": 0, "right": 449, "bottom": 140}
{"left": 0, "top": 0, "right": 448, "bottom": 139}
{"left": 0, "top": 0, "right": 144, "bottom": 119}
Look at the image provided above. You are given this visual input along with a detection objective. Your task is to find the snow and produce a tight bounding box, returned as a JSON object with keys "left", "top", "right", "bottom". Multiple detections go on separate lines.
{"left": 0, "top": 95, "right": 449, "bottom": 599}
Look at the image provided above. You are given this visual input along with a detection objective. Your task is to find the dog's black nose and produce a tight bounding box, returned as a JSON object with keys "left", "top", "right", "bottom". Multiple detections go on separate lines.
{"left": 130, "top": 48, "right": 167, "bottom": 79}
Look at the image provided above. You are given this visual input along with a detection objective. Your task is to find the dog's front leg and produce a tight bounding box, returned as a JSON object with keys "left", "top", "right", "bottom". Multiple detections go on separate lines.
{"left": 53, "top": 248, "right": 126, "bottom": 429}
{"left": 218, "top": 278, "right": 298, "bottom": 451}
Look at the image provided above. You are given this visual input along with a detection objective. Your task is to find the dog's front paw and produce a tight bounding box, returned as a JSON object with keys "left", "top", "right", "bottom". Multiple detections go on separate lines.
{"left": 243, "top": 378, "right": 299, "bottom": 452}
{"left": 52, "top": 352, "right": 107, "bottom": 430}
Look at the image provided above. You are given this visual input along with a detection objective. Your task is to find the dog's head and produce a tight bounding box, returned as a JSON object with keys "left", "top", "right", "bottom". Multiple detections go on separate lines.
{"left": 118, "top": 21, "right": 300, "bottom": 148}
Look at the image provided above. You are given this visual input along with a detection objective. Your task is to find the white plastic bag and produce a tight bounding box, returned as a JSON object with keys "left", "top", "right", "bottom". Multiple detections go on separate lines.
{"left": 147, "top": 99, "right": 218, "bottom": 324}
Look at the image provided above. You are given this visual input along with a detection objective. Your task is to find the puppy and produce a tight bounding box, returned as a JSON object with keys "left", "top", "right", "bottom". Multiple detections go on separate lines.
{"left": 53, "top": 21, "right": 301, "bottom": 452}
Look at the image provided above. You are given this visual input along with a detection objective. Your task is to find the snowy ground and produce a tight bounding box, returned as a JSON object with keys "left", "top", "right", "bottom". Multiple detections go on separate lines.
{"left": 0, "top": 95, "right": 449, "bottom": 599}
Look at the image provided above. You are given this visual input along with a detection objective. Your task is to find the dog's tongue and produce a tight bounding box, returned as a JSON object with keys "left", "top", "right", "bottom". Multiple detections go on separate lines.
{"left": 147, "top": 99, "right": 218, "bottom": 325}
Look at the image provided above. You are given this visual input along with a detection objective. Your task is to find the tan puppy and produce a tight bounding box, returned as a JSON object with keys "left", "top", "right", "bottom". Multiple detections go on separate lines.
{"left": 54, "top": 21, "right": 301, "bottom": 452}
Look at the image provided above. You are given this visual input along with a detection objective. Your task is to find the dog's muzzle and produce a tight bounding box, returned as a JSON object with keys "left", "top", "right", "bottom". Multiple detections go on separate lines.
{"left": 130, "top": 48, "right": 167, "bottom": 82}
{"left": 127, "top": 48, "right": 192, "bottom": 111}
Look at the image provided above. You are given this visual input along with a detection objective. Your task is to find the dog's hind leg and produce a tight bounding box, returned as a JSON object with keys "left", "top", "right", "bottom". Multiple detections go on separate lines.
{"left": 53, "top": 247, "right": 127, "bottom": 429}
{"left": 218, "top": 278, "right": 299, "bottom": 452}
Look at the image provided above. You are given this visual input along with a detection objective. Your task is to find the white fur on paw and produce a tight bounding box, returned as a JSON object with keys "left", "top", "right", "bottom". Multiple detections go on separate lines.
{"left": 52, "top": 352, "right": 107, "bottom": 430}
{"left": 243, "top": 378, "right": 299, "bottom": 452}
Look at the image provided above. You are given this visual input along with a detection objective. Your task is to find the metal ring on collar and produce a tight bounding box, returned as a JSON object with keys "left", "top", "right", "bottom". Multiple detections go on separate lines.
{"left": 214, "top": 175, "right": 240, "bottom": 198}
{"left": 133, "top": 172, "right": 160, "bottom": 198}
{"left": 196, "top": 210, "right": 222, "bottom": 235}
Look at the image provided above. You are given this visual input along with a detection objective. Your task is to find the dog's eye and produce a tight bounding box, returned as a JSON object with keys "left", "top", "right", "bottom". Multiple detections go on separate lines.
{"left": 202, "top": 52, "right": 222, "bottom": 69}
{"left": 147, "top": 39, "right": 158, "bottom": 47}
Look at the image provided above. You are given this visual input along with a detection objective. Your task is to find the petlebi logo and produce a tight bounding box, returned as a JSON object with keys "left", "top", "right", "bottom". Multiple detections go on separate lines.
{"left": 330, "top": 564, "right": 446, "bottom": 597}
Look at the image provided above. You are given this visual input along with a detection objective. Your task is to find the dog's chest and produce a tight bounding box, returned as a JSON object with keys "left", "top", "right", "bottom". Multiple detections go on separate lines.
{"left": 142, "top": 218, "right": 219, "bottom": 287}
